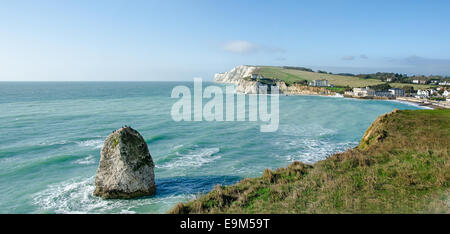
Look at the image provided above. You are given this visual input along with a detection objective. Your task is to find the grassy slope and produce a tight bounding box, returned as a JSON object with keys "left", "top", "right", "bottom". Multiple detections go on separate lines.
{"left": 169, "top": 109, "right": 450, "bottom": 214}
{"left": 257, "top": 66, "right": 433, "bottom": 89}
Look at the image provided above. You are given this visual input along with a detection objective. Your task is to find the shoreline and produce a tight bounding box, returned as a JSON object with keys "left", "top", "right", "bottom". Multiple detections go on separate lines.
{"left": 291, "top": 94, "right": 437, "bottom": 110}
{"left": 220, "top": 82, "right": 439, "bottom": 110}
{"left": 388, "top": 99, "right": 434, "bottom": 110}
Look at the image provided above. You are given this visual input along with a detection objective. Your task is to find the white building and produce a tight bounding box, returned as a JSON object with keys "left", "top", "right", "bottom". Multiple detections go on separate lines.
{"left": 412, "top": 79, "right": 426, "bottom": 84}
{"left": 439, "top": 81, "right": 450, "bottom": 86}
{"left": 416, "top": 89, "right": 430, "bottom": 98}
{"left": 375, "top": 91, "right": 394, "bottom": 97}
{"left": 444, "top": 90, "right": 449, "bottom": 97}
{"left": 309, "top": 79, "right": 329, "bottom": 87}
{"left": 389, "top": 88, "right": 405, "bottom": 97}
{"left": 353, "top": 87, "right": 375, "bottom": 97}
{"left": 344, "top": 91, "right": 354, "bottom": 96}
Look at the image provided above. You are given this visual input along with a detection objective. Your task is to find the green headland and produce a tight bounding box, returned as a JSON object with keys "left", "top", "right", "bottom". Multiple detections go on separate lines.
{"left": 169, "top": 109, "right": 450, "bottom": 214}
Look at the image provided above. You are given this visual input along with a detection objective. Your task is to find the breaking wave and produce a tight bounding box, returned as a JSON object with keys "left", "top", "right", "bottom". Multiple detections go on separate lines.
{"left": 77, "top": 139, "right": 103, "bottom": 149}
{"left": 73, "top": 155, "right": 96, "bottom": 165}
{"left": 32, "top": 176, "right": 195, "bottom": 214}
{"left": 156, "top": 147, "right": 221, "bottom": 169}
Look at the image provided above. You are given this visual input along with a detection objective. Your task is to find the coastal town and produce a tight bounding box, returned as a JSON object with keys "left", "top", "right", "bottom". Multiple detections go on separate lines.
{"left": 248, "top": 71, "right": 450, "bottom": 109}
{"left": 343, "top": 85, "right": 450, "bottom": 109}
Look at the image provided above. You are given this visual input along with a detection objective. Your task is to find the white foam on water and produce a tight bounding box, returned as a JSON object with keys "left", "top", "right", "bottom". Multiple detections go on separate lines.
{"left": 173, "top": 144, "right": 183, "bottom": 150}
{"left": 38, "top": 140, "right": 69, "bottom": 146}
{"left": 278, "top": 125, "right": 337, "bottom": 137}
{"left": 77, "top": 139, "right": 103, "bottom": 149}
{"left": 33, "top": 177, "right": 106, "bottom": 214}
{"left": 34, "top": 139, "right": 104, "bottom": 150}
{"left": 271, "top": 124, "right": 358, "bottom": 163}
{"left": 32, "top": 176, "right": 195, "bottom": 214}
{"left": 119, "top": 210, "right": 137, "bottom": 214}
{"left": 388, "top": 100, "right": 433, "bottom": 109}
{"left": 73, "top": 155, "right": 96, "bottom": 165}
{"left": 273, "top": 136, "right": 358, "bottom": 164}
{"left": 155, "top": 147, "right": 221, "bottom": 169}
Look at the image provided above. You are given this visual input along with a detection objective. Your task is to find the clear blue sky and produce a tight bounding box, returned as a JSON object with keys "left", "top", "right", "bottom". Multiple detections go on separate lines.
{"left": 1, "top": 0, "right": 450, "bottom": 81}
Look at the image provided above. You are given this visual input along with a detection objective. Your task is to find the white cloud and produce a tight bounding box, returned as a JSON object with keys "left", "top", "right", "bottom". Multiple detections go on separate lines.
{"left": 341, "top": 56, "right": 355, "bottom": 61}
{"left": 341, "top": 55, "right": 369, "bottom": 61}
{"left": 222, "top": 40, "right": 285, "bottom": 55}
{"left": 223, "top": 40, "right": 258, "bottom": 54}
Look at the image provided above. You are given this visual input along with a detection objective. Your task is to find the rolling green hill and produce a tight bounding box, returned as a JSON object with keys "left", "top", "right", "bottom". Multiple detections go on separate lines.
{"left": 256, "top": 66, "right": 434, "bottom": 89}
{"left": 169, "top": 109, "right": 450, "bottom": 214}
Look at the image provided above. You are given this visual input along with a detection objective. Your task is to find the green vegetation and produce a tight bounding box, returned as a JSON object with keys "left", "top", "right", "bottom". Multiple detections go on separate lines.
{"left": 258, "top": 66, "right": 385, "bottom": 87}
{"left": 430, "top": 97, "right": 447, "bottom": 101}
{"left": 368, "top": 83, "right": 393, "bottom": 91}
{"left": 324, "top": 71, "right": 448, "bottom": 85}
{"left": 325, "top": 86, "right": 349, "bottom": 94}
{"left": 169, "top": 109, "right": 450, "bottom": 214}
{"left": 389, "top": 82, "right": 434, "bottom": 90}
{"left": 356, "top": 72, "right": 408, "bottom": 82}
{"left": 111, "top": 135, "right": 119, "bottom": 148}
{"left": 253, "top": 66, "right": 435, "bottom": 90}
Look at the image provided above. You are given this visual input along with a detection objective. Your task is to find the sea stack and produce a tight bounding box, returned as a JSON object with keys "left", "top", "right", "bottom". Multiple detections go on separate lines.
{"left": 94, "top": 126, "right": 156, "bottom": 199}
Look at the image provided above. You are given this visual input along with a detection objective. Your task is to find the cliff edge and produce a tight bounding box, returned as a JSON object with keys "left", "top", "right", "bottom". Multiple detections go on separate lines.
{"left": 169, "top": 109, "right": 450, "bottom": 213}
{"left": 214, "top": 65, "right": 258, "bottom": 84}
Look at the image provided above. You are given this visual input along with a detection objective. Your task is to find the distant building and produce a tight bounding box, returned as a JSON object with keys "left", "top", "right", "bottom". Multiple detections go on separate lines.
{"left": 439, "top": 81, "right": 450, "bottom": 86}
{"left": 344, "top": 91, "right": 354, "bottom": 96}
{"left": 375, "top": 91, "right": 394, "bottom": 97}
{"left": 309, "top": 79, "right": 329, "bottom": 87}
{"left": 386, "top": 78, "right": 393, "bottom": 82}
{"left": 416, "top": 89, "right": 430, "bottom": 98}
{"left": 430, "top": 80, "right": 439, "bottom": 84}
{"left": 412, "top": 79, "right": 426, "bottom": 84}
{"left": 444, "top": 90, "right": 449, "bottom": 97}
{"left": 353, "top": 87, "right": 375, "bottom": 97}
{"left": 389, "top": 88, "right": 405, "bottom": 97}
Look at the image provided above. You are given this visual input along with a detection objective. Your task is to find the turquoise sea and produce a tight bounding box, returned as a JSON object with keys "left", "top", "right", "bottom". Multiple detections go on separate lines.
{"left": 0, "top": 82, "right": 423, "bottom": 214}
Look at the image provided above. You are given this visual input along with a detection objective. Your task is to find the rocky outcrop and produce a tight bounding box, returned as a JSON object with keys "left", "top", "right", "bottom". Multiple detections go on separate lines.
{"left": 235, "top": 80, "right": 334, "bottom": 95}
{"left": 277, "top": 82, "right": 335, "bottom": 95}
{"left": 214, "top": 65, "right": 258, "bottom": 84}
{"left": 94, "top": 126, "right": 156, "bottom": 199}
{"left": 235, "top": 79, "right": 274, "bottom": 94}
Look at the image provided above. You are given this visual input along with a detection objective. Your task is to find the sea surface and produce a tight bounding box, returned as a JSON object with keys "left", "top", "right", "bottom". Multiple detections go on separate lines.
{"left": 0, "top": 82, "right": 422, "bottom": 214}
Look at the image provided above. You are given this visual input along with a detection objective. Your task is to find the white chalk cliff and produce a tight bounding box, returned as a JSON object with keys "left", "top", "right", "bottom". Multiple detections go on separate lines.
{"left": 214, "top": 65, "right": 279, "bottom": 94}
{"left": 214, "top": 65, "right": 258, "bottom": 85}
{"left": 214, "top": 65, "right": 335, "bottom": 95}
